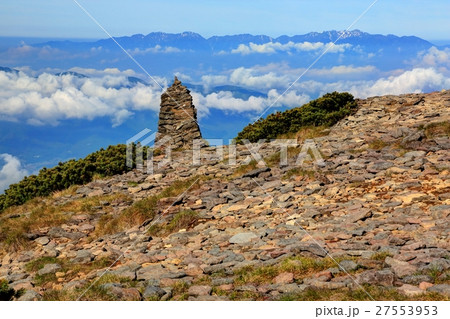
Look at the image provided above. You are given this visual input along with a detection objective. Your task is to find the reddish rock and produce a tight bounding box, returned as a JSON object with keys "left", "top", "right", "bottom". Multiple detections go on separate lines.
{"left": 419, "top": 282, "right": 434, "bottom": 290}
{"left": 273, "top": 272, "right": 294, "bottom": 284}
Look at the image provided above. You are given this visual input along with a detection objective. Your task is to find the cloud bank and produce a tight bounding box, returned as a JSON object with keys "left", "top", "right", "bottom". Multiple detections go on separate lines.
{"left": 1, "top": 46, "right": 449, "bottom": 127}
{"left": 0, "top": 154, "right": 29, "bottom": 193}
{"left": 0, "top": 69, "right": 164, "bottom": 126}
{"left": 231, "top": 41, "right": 352, "bottom": 55}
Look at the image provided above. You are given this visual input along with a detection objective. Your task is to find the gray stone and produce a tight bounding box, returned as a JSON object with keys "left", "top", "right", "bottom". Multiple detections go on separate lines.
{"left": 357, "top": 269, "right": 395, "bottom": 286}
{"left": 34, "top": 236, "right": 50, "bottom": 246}
{"left": 338, "top": 260, "right": 358, "bottom": 272}
{"left": 291, "top": 243, "right": 328, "bottom": 257}
{"left": 136, "top": 264, "right": 166, "bottom": 281}
{"left": 37, "top": 263, "right": 61, "bottom": 276}
{"left": 385, "top": 257, "right": 417, "bottom": 278}
{"left": 143, "top": 285, "right": 166, "bottom": 300}
{"left": 17, "top": 290, "right": 42, "bottom": 301}
{"left": 427, "top": 284, "right": 450, "bottom": 297}
{"left": 71, "top": 250, "right": 93, "bottom": 264}
{"left": 229, "top": 232, "right": 259, "bottom": 244}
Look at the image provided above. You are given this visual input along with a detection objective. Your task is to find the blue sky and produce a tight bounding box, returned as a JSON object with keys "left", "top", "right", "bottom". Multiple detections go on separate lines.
{"left": 1, "top": 0, "right": 449, "bottom": 40}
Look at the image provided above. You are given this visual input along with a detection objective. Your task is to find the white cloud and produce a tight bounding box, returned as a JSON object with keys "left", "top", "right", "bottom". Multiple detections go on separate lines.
{"left": 309, "top": 65, "right": 376, "bottom": 76}
{"left": 229, "top": 67, "right": 290, "bottom": 89}
{"left": 417, "top": 47, "right": 450, "bottom": 70}
{"left": 291, "top": 68, "right": 450, "bottom": 98}
{"left": 0, "top": 154, "right": 29, "bottom": 193}
{"left": 231, "top": 41, "right": 352, "bottom": 55}
{"left": 0, "top": 69, "right": 163, "bottom": 126}
{"left": 352, "top": 68, "right": 450, "bottom": 97}
{"left": 192, "top": 89, "right": 310, "bottom": 116}
{"left": 128, "top": 45, "right": 183, "bottom": 55}
{"left": 2, "top": 65, "right": 448, "bottom": 128}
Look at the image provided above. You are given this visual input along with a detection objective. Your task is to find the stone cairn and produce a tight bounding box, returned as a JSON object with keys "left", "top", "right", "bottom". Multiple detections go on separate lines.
{"left": 155, "top": 77, "right": 202, "bottom": 149}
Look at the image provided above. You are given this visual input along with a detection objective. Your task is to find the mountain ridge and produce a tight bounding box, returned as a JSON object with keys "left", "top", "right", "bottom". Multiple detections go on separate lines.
{"left": 36, "top": 29, "right": 434, "bottom": 52}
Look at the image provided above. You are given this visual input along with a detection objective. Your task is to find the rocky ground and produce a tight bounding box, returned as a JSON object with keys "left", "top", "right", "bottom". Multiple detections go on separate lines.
{"left": 0, "top": 91, "right": 449, "bottom": 301}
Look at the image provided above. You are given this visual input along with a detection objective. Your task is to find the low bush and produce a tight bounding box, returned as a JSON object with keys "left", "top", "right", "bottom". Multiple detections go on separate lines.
{"left": 235, "top": 92, "right": 357, "bottom": 143}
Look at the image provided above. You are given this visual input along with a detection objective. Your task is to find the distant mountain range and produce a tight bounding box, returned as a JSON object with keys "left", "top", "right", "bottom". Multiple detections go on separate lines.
{"left": 37, "top": 30, "right": 436, "bottom": 52}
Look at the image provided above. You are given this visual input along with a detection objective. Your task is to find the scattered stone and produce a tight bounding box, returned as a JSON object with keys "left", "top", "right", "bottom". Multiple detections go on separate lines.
{"left": 385, "top": 257, "right": 417, "bottom": 278}
{"left": 37, "top": 264, "right": 61, "bottom": 276}
{"left": 143, "top": 286, "right": 167, "bottom": 300}
{"left": 427, "top": 284, "right": 450, "bottom": 297}
{"left": 188, "top": 285, "right": 212, "bottom": 296}
{"left": 229, "top": 232, "right": 259, "bottom": 244}
{"left": 71, "top": 250, "right": 93, "bottom": 264}
{"left": 419, "top": 282, "right": 434, "bottom": 290}
{"left": 398, "top": 284, "right": 424, "bottom": 297}
{"left": 34, "top": 237, "right": 50, "bottom": 246}
{"left": 273, "top": 272, "right": 294, "bottom": 284}
{"left": 357, "top": 269, "right": 395, "bottom": 287}
{"left": 17, "top": 290, "right": 42, "bottom": 301}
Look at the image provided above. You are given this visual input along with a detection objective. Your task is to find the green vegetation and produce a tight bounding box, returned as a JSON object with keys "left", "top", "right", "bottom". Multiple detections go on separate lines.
{"left": 0, "top": 144, "right": 146, "bottom": 212}
{"left": 235, "top": 92, "right": 357, "bottom": 143}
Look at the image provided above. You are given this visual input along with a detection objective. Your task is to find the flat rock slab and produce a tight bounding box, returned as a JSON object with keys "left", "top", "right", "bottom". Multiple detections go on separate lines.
{"left": 37, "top": 263, "right": 61, "bottom": 276}
{"left": 428, "top": 284, "right": 450, "bottom": 297}
{"left": 229, "top": 232, "right": 259, "bottom": 244}
{"left": 188, "top": 285, "right": 212, "bottom": 296}
{"left": 34, "top": 237, "right": 50, "bottom": 246}
{"left": 398, "top": 284, "right": 423, "bottom": 297}
{"left": 385, "top": 257, "right": 417, "bottom": 278}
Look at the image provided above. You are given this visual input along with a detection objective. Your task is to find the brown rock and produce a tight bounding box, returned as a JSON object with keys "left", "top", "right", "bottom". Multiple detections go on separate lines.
{"left": 273, "top": 272, "right": 294, "bottom": 284}
{"left": 398, "top": 284, "right": 423, "bottom": 297}
{"left": 419, "top": 282, "right": 434, "bottom": 290}
{"left": 188, "top": 285, "right": 212, "bottom": 296}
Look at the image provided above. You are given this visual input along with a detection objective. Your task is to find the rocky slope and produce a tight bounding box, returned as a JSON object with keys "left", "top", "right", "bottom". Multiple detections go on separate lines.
{"left": 0, "top": 91, "right": 449, "bottom": 301}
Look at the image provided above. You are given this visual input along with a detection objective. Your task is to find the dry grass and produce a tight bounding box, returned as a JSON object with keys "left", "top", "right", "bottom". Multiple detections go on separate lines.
{"left": 370, "top": 251, "right": 393, "bottom": 261}
{"left": 282, "top": 168, "right": 316, "bottom": 180}
{"left": 424, "top": 121, "right": 450, "bottom": 138}
{"left": 0, "top": 199, "right": 69, "bottom": 251}
{"left": 278, "top": 286, "right": 448, "bottom": 301}
{"left": 25, "top": 255, "right": 118, "bottom": 288}
{"left": 234, "top": 256, "right": 339, "bottom": 285}
{"left": 42, "top": 274, "right": 137, "bottom": 301}
{"left": 232, "top": 160, "right": 258, "bottom": 177}
{"left": 368, "top": 139, "right": 389, "bottom": 150}
{"left": 96, "top": 177, "right": 201, "bottom": 236}
{"left": 148, "top": 210, "right": 199, "bottom": 236}
{"left": 52, "top": 185, "right": 79, "bottom": 198}
{"left": 0, "top": 193, "right": 131, "bottom": 252}
{"left": 278, "top": 125, "right": 330, "bottom": 143}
